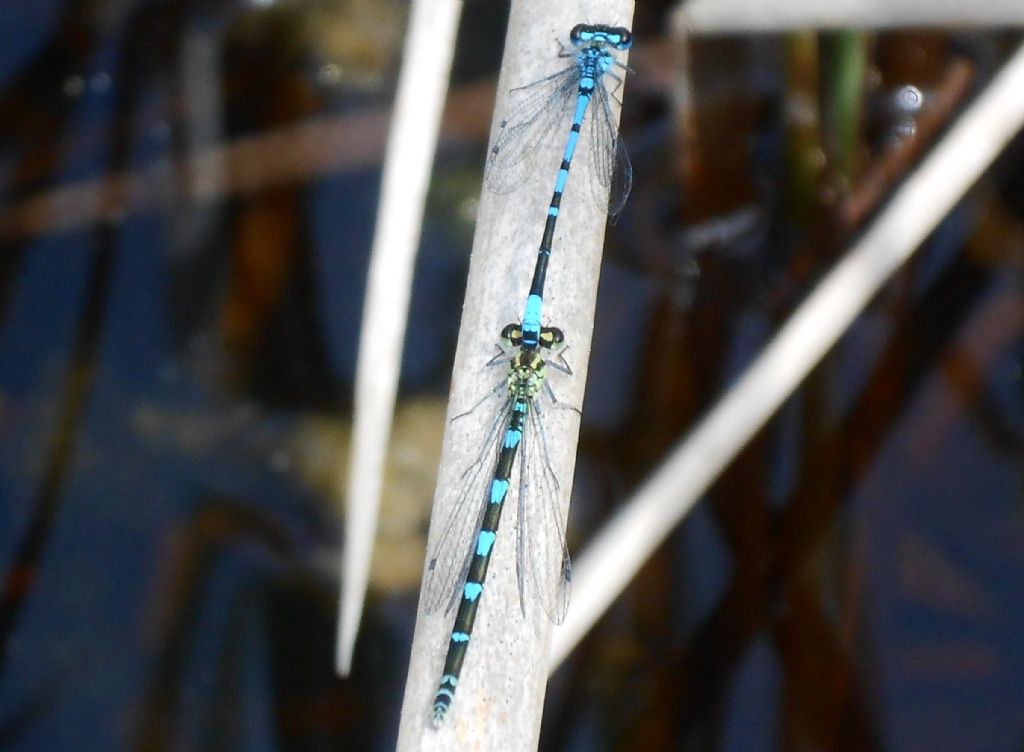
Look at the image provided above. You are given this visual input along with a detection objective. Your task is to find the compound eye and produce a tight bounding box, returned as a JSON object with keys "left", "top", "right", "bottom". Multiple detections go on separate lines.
{"left": 501, "top": 323, "right": 522, "bottom": 346}
{"left": 541, "top": 326, "right": 565, "bottom": 349}
{"left": 617, "top": 30, "right": 633, "bottom": 49}
{"left": 569, "top": 24, "right": 585, "bottom": 43}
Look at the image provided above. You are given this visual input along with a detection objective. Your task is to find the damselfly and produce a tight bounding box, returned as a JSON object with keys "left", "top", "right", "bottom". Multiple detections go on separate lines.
{"left": 487, "top": 24, "right": 633, "bottom": 351}
{"left": 425, "top": 323, "right": 574, "bottom": 725}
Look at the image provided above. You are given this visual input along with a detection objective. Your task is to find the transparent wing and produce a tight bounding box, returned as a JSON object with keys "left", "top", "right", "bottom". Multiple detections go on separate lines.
{"left": 515, "top": 400, "right": 571, "bottom": 624}
{"left": 585, "top": 77, "right": 633, "bottom": 217}
{"left": 485, "top": 66, "right": 581, "bottom": 196}
{"left": 423, "top": 393, "right": 512, "bottom": 615}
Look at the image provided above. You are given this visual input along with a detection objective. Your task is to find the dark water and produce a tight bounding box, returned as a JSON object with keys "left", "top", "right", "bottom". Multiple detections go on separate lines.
{"left": 2, "top": 2, "right": 1023, "bottom": 750}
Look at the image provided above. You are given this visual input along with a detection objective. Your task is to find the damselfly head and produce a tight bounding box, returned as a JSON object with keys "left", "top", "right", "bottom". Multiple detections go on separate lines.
{"left": 570, "top": 24, "right": 633, "bottom": 51}
{"left": 502, "top": 323, "right": 565, "bottom": 352}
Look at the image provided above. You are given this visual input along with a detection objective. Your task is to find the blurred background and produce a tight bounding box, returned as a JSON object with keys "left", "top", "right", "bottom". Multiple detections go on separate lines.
{"left": 2, "top": 1, "right": 1024, "bottom": 749}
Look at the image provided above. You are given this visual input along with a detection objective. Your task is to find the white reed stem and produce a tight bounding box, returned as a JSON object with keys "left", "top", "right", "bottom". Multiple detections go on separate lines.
{"left": 552, "top": 38, "right": 1024, "bottom": 668}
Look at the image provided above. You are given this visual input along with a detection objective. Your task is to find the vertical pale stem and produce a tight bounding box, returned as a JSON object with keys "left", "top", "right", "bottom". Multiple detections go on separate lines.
{"left": 397, "top": 1, "right": 634, "bottom": 749}
{"left": 336, "top": 0, "right": 464, "bottom": 675}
